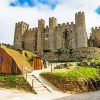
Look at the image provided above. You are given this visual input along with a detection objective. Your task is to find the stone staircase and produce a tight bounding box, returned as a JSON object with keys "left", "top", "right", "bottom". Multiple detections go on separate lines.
{"left": 24, "top": 73, "right": 52, "bottom": 94}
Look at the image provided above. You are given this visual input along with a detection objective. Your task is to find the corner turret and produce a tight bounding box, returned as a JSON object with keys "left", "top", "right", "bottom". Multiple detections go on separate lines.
{"left": 13, "top": 21, "right": 29, "bottom": 49}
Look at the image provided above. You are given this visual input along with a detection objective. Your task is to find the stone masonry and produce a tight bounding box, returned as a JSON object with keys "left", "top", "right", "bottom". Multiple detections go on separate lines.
{"left": 89, "top": 27, "right": 100, "bottom": 47}
{"left": 13, "top": 11, "right": 88, "bottom": 55}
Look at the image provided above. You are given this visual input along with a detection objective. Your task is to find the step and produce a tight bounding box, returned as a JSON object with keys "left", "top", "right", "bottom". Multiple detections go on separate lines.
{"left": 34, "top": 88, "right": 50, "bottom": 92}
{"left": 33, "top": 85, "right": 45, "bottom": 88}
{"left": 25, "top": 74, "right": 52, "bottom": 94}
{"left": 36, "top": 90, "right": 51, "bottom": 94}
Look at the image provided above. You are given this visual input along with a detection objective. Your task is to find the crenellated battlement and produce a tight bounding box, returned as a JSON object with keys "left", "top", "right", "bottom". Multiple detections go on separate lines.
{"left": 56, "top": 24, "right": 62, "bottom": 30}
{"left": 75, "top": 11, "right": 85, "bottom": 27}
{"left": 66, "top": 22, "right": 69, "bottom": 25}
{"left": 75, "top": 11, "right": 84, "bottom": 17}
{"left": 38, "top": 19, "right": 45, "bottom": 25}
{"left": 29, "top": 28, "right": 35, "bottom": 31}
{"left": 34, "top": 27, "right": 38, "bottom": 31}
{"left": 62, "top": 23, "right": 65, "bottom": 26}
{"left": 65, "top": 22, "right": 74, "bottom": 27}
{"left": 58, "top": 24, "right": 62, "bottom": 27}
{"left": 38, "top": 19, "right": 45, "bottom": 23}
{"left": 49, "top": 17, "right": 57, "bottom": 21}
{"left": 15, "top": 21, "right": 29, "bottom": 31}
{"left": 91, "top": 26, "right": 100, "bottom": 33}
{"left": 16, "top": 21, "right": 29, "bottom": 28}
{"left": 90, "top": 26, "right": 100, "bottom": 47}
{"left": 49, "top": 17, "right": 57, "bottom": 28}
{"left": 46, "top": 26, "right": 49, "bottom": 29}
{"left": 38, "top": 19, "right": 45, "bottom": 29}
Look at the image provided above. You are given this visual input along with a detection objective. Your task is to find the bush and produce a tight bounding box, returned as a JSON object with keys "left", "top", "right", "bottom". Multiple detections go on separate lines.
{"left": 77, "top": 59, "right": 90, "bottom": 66}
{"left": 8, "top": 76, "right": 19, "bottom": 85}
{"left": 63, "top": 63, "right": 68, "bottom": 68}
{"left": 0, "top": 76, "right": 4, "bottom": 81}
{"left": 54, "top": 63, "right": 68, "bottom": 69}
{"left": 54, "top": 65, "right": 63, "bottom": 69}
{"left": 0, "top": 75, "right": 32, "bottom": 92}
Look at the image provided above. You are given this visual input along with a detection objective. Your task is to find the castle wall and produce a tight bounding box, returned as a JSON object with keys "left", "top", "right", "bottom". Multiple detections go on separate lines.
{"left": 65, "top": 22, "right": 77, "bottom": 49}
{"left": 22, "top": 28, "right": 37, "bottom": 52}
{"left": 90, "top": 27, "right": 100, "bottom": 47}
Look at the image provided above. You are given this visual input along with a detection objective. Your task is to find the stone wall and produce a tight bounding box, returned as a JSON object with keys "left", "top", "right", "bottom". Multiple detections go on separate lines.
{"left": 13, "top": 11, "right": 89, "bottom": 55}
{"left": 43, "top": 47, "right": 100, "bottom": 61}
{"left": 22, "top": 28, "right": 37, "bottom": 52}
{"left": 89, "top": 27, "right": 100, "bottom": 47}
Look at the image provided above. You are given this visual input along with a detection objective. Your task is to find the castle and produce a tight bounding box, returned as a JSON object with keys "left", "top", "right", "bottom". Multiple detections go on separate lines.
{"left": 13, "top": 11, "right": 100, "bottom": 55}
{"left": 89, "top": 27, "right": 100, "bottom": 48}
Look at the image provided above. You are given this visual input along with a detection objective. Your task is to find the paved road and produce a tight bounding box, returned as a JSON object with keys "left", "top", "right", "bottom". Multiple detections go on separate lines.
{"left": 0, "top": 88, "right": 100, "bottom": 100}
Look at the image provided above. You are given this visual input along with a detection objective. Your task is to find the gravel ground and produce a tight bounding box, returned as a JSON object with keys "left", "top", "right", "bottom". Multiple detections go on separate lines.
{"left": 0, "top": 88, "right": 100, "bottom": 100}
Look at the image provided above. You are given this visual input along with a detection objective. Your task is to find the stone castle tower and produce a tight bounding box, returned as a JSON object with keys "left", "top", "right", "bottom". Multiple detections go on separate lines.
{"left": 75, "top": 12, "right": 87, "bottom": 48}
{"left": 37, "top": 19, "right": 45, "bottom": 54}
{"left": 49, "top": 17, "right": 57, "bottom": 50}
{"left": 13, "top": 21, "right": 29, "bottom": 49}
{"left": 13, "top": 11, "right": 88, "bottom": 54}
{"left": 89, "top": 26, "right": 100, "bottom": 47}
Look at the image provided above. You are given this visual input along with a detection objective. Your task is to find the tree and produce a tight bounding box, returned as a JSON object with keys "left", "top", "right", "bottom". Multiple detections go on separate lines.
{"left": 55, "top": 48, "right": 64, "bottom": 61}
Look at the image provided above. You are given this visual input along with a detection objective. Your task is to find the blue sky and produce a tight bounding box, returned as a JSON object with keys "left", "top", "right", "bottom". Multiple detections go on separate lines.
{"left": 96, "top": 6, "right": 100, "bottom": 14}
{"left": 9, "top": 0, "right": 61, "bottom": 9}
{"left": 9, "top": 0, "right": 100, "bottom": 15}
{"left": 0, "top": 0, "right": 100, "bottom": 44}
{"left": 10, "top": 0, "right": 36, "bottom": 7}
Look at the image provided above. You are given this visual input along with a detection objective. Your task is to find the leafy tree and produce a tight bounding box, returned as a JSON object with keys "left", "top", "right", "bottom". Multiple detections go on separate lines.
{"left": 55, "top": 48, "right": 64, "bottom": 61}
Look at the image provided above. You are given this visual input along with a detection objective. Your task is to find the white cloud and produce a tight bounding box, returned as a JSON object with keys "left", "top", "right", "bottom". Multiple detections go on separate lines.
{"left": 0, "top": 0, "right": 100, "bottom": 44}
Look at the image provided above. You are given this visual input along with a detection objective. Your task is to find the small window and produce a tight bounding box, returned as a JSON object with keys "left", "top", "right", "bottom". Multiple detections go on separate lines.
{"left": 0, "top": 56, "right": 3, "bottom": 64}
{"left": 45, "top": 34, "right": 49, "bottom": 38}
{"left": 70, "top": 30, "right": 72, "bottom": 33}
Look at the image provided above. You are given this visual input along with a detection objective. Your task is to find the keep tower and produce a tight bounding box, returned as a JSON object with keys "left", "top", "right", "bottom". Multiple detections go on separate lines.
{"left": 75, "top": 12, "right": 87, "bottom": 48}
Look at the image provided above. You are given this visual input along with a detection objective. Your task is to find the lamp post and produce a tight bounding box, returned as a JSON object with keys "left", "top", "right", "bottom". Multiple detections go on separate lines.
{"left": 24, "top": 66, "right": 28, "bottom": 80}
{"left": 93, "top": 47, "right": 95, "bottom": 58}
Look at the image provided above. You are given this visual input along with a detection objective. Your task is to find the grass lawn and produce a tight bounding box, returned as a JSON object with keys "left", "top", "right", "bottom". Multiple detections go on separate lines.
{"left": 41, "top": 67, "right": 100, "bottom": 93}
{"left": 23, "top": 50, "right": 37, "bottom": 66}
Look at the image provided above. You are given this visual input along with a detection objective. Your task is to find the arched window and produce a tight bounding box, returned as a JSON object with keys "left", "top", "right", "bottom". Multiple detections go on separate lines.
{"left": 0, "top": 56, "right": 3, "bottom": 64}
